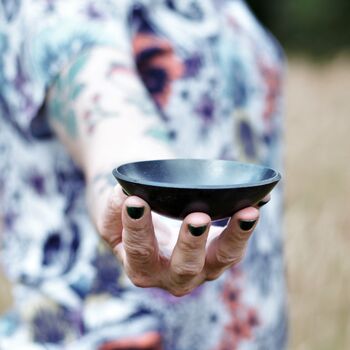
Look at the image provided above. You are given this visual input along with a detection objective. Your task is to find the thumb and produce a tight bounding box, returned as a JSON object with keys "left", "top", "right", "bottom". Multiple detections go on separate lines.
{"left": 97, "top": 185, "right": 127, "bottom": 248}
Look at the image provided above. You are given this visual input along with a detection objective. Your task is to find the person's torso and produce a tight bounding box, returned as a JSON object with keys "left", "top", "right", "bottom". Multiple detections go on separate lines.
{"left": 0, "top": 1, "right": 287, "bottom": 349}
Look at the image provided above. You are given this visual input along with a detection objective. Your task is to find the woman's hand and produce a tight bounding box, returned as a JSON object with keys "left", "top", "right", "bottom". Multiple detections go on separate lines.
{"left": 97, "top": 185, "right": 261, "bottom": 297}
{"left": 47, "top": 47, "right": 265, "bottom": 296}
{"left": 46, "top": 46, "right": 266, "bottom": 297}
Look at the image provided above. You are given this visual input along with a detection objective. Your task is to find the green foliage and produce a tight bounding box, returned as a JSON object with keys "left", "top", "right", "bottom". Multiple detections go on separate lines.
{"left": 246, "top": 0, "right": 350, "bottom": 57}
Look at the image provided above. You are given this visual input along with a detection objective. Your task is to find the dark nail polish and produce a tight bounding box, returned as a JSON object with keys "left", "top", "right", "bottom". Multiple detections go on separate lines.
{"left": 188, "top": 224, "right": 207, "bottom": 237}
{"left": 258, "top": 200, "right": 269, "bottom": 208}
{"left": 239, "top": 220, "right": 256, "bottom": 231}
{"left": 122, "top": 188, "right": 129, "bottom": 196}
{"left": 127, "top": 206, "right": 145, "bottom": 219}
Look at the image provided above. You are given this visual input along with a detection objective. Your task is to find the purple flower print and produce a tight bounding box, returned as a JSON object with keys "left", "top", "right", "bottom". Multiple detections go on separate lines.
{"left": 195, "top": 93, "right": 215, "bottom": 123}
{"left": 28, "top": 173, "right": 46, "bottom": 195}
{"left": 239, "top": 120, "right": 256, "bottom": 157}
{"left": 184, "top": 54, "right": 202, "bottom": 78}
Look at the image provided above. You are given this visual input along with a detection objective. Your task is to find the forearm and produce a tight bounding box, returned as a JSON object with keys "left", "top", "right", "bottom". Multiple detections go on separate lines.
{"left": 48, "top": 47, "right": 173, "bottom": 176}
{"left": 47, "top": 47, "right": 173, "bottom": 223}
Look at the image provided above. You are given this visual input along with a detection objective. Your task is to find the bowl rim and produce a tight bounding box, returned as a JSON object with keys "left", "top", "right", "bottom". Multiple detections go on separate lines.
{"left": 113, "top": 159, "right": 281, "bottom": 190}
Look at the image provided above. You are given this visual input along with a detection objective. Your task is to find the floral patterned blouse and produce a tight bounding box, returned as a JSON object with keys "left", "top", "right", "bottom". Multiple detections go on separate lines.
{"left": 0, "top": 0, "right": 287, "bottom": 349}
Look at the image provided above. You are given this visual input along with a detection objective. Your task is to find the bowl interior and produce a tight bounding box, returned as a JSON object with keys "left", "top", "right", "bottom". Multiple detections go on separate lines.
{"left": 115, "top": 159, "right": 279, "bottom": 188}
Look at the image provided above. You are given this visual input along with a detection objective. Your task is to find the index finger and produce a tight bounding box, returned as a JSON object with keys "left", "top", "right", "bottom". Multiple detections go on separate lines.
{"left": 121, "top": 196, "right": 163, "bottom": 287}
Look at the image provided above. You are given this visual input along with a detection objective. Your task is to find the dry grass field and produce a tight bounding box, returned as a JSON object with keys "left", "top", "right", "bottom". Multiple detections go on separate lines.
{"left": 285, "top": 57, "right": 350, "bottom": 350}
{"left": 1, "top": 58, "right": 349, "bottom": 348}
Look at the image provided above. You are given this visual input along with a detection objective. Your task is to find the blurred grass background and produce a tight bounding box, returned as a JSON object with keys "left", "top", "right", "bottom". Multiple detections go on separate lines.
{"left": 248, "top": 1, "right": 350, "bottom": 348}
{"left": 1, "top": 1, "right": 350, "bottom": 349}
{"left": 285, "top": 57, "right": 350, "bottom": 349}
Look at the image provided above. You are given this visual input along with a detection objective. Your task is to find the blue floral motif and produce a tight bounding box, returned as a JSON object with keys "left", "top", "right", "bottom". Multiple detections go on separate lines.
{"left": 91, "top": 249, "right": 123, "bottom": 296}
{"left": 165, "top": 0, "right": 204, "bottom": 20}
{"left": 1, "top": 0, "right": 21, "bottom": 22}
{"left": 85, "top": 3, "right": 105, "bottom": 19}
{"left": 130, "top": 5, "right": 155, "bottom": 33}
{"left": 43, "top": 0, "right": 56, "bottom": 13}
{"left": 184, "top": 54, "right": 203, "bottom": 77}
{"left": 30, "top": 104, "right": 54, "bottom": 139}
{"left": 64, "top": 221, "right": 81, "bottom": 273}
{"left": 42, "top": 232, "right": 61, "bottom": 266}
{"left": 232, "top": 60, "right": 248, "bottom": 108}
{"left": 239, "top": 120, "right": 256, "bottom": 158}
{"left": 54, "top": 166, "right": 84, "bottom": 214}
{"left": 0, "top": 32, "right": 8, "bottom": 78}
{"left": 27, "top": 172, "right": 46, "bottom": 195}
{"left": 0, "top": 33, "right": 10, "bottom": 120}
{"left": 195, "top": 93, "right": 215, "bottom": 123}
{"left": 3, "top": 211, "right": 17, "bottom": 230}
{"left": 32, "top": 307, "right": 77, "bottom": 343}
{"left": 39, "top": 34, "right": 96, "bottom": 83}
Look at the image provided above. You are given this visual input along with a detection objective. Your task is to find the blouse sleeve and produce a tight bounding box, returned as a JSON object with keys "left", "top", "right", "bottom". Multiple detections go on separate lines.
{"left": 0, "top": 0, "right": 135, "bottom": 139}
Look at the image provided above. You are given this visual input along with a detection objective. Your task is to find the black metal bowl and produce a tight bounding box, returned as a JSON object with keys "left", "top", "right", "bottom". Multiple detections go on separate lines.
{"left": 113, "top": 159, "right": 281, "bottom": 221}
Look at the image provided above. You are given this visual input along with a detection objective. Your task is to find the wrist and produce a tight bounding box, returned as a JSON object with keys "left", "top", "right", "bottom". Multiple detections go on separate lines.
{"left": 86, "top": 170, "right": 117, "bottom": 227}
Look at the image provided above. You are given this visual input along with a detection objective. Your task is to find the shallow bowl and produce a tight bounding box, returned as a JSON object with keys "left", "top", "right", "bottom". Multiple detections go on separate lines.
{"left": 113, "top": 159, "right": 281, "bottom": 221}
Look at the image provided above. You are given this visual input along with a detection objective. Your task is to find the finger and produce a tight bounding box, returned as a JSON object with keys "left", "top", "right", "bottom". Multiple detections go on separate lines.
{"left": 255, "top": 194, "right": 271, "bottom": 208}
{"left": 121, "top": 196, "right": 161, "bottom": 288}
{"left": 205, "top": 207, "right": 259, "bottom": 281}
{"left": 98, "top": 185, "right": 127, "bottom": 248}
{"left": 169, "top": 212, "right": 211, "bottom": 293}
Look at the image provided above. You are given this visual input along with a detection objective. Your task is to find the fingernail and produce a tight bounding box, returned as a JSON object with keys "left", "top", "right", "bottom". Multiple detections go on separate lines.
{"left": 122, "top": 188, "right": 129, "bottom": 196}
{"left": 239, "top": 220, "right": 256, "bottom": 231}
{"left": 258, "top": 200, "right": 269, "bottom": 208}
{"left": 127, "top": 206, "right": 145, "bottom": 219}
{"left": 188, "top": 224, "right": 207, "bottom": 237}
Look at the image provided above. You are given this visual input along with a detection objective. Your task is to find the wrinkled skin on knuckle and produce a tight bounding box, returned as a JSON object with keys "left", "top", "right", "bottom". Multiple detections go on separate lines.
{"left": 96, "top": 205, "right": 122, "bottom": 247}
{"left": 97, "top": 218, "right": 119, "bottom": 247}
{"left": 215, "top": 247, "right": 243, "bottom": 267}
{"left": 171, "top": 263, "right": 203, "bottom": 280}
{"left": 225, "top": 232, "right": 248, "bottom": 251}
{"left": 177, "top": 238, "right": 201, "bottom": 253}
{"left": 124, "top": 243, "right": 156, "bottom": 263}
{"left": 104, "top": 195, "right": 122, "bottom": 228}
{"left": 128, "top": 272, "right": 153, "bottom": 288}
{"left": 108, "top": 190, "right": 124, "bottom": 212}
{"left": 205, "top": 269, "right": 222, "bottom": 282}
{"left": 167, "top": 284, "right": 194, "bottom": 297}
{"left": 125, "top": 224, "right": 148, "bottom": 236}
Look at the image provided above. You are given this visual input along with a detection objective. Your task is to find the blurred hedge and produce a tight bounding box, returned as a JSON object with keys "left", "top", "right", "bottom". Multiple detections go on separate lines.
{"left": 246, "top": 0, "right": 350, "bottom": 57}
